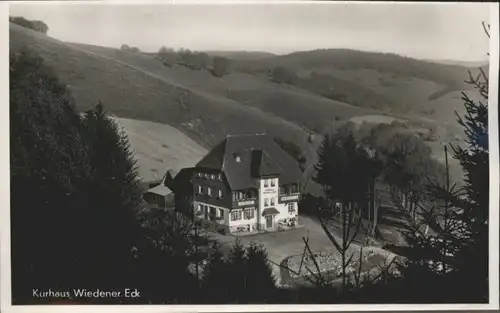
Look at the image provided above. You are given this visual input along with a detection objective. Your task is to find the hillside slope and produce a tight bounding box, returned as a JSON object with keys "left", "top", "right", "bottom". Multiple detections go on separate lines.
{"left": 10, "top": 23, "right": 312, "bottom": 150}
{"left": 112, "top": 117, "right": 207, "bottom": 182}
{"left": 232, "top": 48, "right": 481, "bottom": 121}
{"left": 70, "top": 42, "right": 373, "bottom": 133}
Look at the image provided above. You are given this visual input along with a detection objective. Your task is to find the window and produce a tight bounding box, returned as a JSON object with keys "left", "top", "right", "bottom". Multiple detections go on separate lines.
{"left": 217, "top": 173, "right": 222, "bottom": 181}
{"left": 279, "top": 186, "right": 286, "bottom": 195}
{"left": 197, "top": 172, "right": 202, "bottom": 178}
{"left": 204, "top": 205, "right": 209, "bottom": 219}
{"left": 288, "top": 202, "right": 296, "bottom": 213}
{"left": 271, "top": 178, "right": 276, "bottom": 187}
{"left": 264, "top": 179, "right": 269, "bottom": 187}
{"left": 231, "top": 210, "right": 242, "bottom": 221}
{"left": 211, "top": 174, "right": 215, "bottom": 180}
{"left": 264, "top": 198, "right": 269, "bottom": 207}
{"left": 218, "top": 189, "right": 223, "bottom": 199}
{"left": 198, "top": 185, "right": 203, "bottom": 194}
{"left": 244, "top": 208, "right": 255, "bottom": 220}
{"left": 204, "top": 173, "right": 209, "bottom": 179}
{"left": 270, "top": 197, "right": 275, "bottom": 206}
{"left": 207, "top": 187, "right": 212, "bottom": 197}
{"left": 234, "top": 153, "right": 241, "bottom": 163}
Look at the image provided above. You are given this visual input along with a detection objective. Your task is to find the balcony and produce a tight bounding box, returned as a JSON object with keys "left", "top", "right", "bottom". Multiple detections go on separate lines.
{"left": 279, "top": 193, "right": 300, "bottom": 203}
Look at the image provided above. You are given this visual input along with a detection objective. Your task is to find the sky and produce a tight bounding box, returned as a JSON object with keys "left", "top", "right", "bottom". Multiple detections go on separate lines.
{"left": 9, "top": 2, "right": 492, "bottom": 62}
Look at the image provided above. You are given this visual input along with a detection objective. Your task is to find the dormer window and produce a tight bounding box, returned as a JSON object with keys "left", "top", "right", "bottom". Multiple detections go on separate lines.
{"left": 234, "top": 153, "right": 241, "bottom": 163}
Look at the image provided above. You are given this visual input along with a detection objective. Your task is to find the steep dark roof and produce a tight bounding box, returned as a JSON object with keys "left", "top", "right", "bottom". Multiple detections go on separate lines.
{"left": 250, "top": 149, "right": 283, "bottom": 177}
{"left": 169, "top": 167, "right": 195, "bottom": 192}
{"left": 196, "top": 140, "right": 226, "bottom": 170}
{"left": 196, "top": 134, "right": 302, "bottom": 190}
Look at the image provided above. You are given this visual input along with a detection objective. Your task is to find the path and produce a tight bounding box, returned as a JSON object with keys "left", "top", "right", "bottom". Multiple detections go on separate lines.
{"left": 206, "top": 215, "right": 362, "bottom": 284}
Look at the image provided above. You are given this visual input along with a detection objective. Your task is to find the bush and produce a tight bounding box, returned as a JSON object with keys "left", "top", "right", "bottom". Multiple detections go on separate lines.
{"left": 10, "top": 16, "right": 48, "bottom": 34}
{"left": 212, "top": 56, "right": 231, "bottom": 77}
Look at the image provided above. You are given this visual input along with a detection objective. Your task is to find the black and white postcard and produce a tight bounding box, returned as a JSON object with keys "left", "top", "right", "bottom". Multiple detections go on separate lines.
{"left": 1, "top": 1, "right": 499, "bottom": 312}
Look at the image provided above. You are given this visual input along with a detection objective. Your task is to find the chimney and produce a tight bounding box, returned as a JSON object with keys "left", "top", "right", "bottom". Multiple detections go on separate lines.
{"left": 250, "top": 149, "right": 263, "bottom": 177}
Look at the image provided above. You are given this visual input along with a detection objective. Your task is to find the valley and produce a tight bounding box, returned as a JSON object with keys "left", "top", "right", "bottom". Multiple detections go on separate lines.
{"left": 10, "top": 22, "right": 485, "bottom": 186}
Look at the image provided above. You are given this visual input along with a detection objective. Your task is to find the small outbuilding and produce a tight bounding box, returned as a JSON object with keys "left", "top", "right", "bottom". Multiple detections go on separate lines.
{"left": 143, "top": 169, "right": 178, "bottom": 210}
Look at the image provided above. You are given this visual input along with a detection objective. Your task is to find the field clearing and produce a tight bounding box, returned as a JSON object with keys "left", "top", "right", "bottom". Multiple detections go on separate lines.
{"left": 349, "top": 114, "right": 404, "bottom": 125}
{"left": 112, "top": 117, "right": 207, "bottom": 182}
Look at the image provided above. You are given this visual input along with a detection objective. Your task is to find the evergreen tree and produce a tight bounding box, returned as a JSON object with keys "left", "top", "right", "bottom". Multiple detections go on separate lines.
{"left": 138, "top": 208, "right": 206, "bottom": 303}
{"left": 201, "top": 241, "right": 228, "bottom": 303}
{"left": 224, "top": 240, "right": 248, "bottom": 302}
{"left": 314, "top": 132, "right": 380, "bottom": 207}
{"left": 10, "top": 49, "right": 93, "bottom": 301}
{"left": 370, "top": 24, "right": 490, "bottom": 303}
{"left": 445, "top": 62, "right": 489, "bottom": 302}
{"left": 10, "top": 49, "right": 144, "bottom": 303}
{"left": 245, "top": 242, "right": 277, "bottom": 303}
{"left": 80, "top": 103, "right": 145, "bottom": 290}
{"left": 314, "top": 132, "right": 381, "bottom": 289}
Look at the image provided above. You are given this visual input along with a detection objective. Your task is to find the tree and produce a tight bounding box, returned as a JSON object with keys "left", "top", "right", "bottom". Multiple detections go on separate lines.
{"left": 201, "top": 241, "right": 229, "bottom": 302}
{"left": 129, "top": 47, "right": 141, "bottom": 53}
{"left": 191, "top": 52, "right": 209, "bottom": 70}
{"left": 10, "top": 49, "right": 91, "bottom": 301}
{"left": 245, "top": 243, "right": 277, "bottom": 302}
{"left": 270, "top": 66, "right": 299, "bottom": 85}
{"left": 157, "top": 46, "right": 177, "bottom": 67}
{"left": 138, "top": 208, "right": 206, "bottom": 303}
{"left": 177, "top": 48, "right": 193, "bottom": 66}
{"left": 314, "top": 131, "right": 381, "bottom": 289}
{"left": 212, "top": 56, "right": 231, "bottom": 77}
{"left": 10, "top": 49, "right": 143, "bottom": 303}
{"left": 224, "top": 240, "right": 248, "bottom": 302}
{"left": 9, "top": 16, "right": 48, "bottom": 34}
{"left": 314, "top": 132, "right": 380, "bottom": 210}
{"left": 31, "top": 20, "right": 49, "bottom": 34}
{"left": 367, "top": 22, "right": 490, "bottom": 303}
{"left": 379, "top": 133, "right": 446, "bottom": 219}
{"left": 202, "top": 240, "right": 277, "bottom": 303}
{"left": 77, "top": 103, "right": 146, "bottom": 293}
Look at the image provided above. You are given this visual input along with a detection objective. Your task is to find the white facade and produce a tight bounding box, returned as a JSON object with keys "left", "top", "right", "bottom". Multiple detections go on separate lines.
{"left": 193, "top": 177, "right": 299, "bottom": 233}
{"left": 258, "top": 177, "right": 298, "bottom": 230}
{"left": 228, "top": 207, "right": 258, "bottom": 232}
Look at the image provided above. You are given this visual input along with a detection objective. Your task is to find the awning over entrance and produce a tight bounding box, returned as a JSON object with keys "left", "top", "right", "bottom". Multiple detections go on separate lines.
{"left": 261, "top": 207, "right": 279, "bottom": 216}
